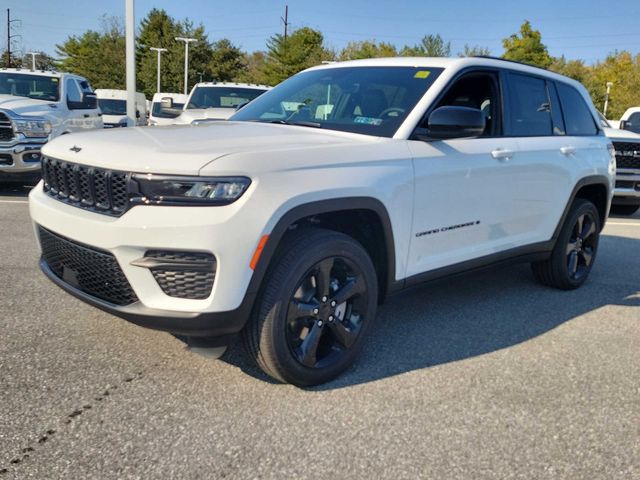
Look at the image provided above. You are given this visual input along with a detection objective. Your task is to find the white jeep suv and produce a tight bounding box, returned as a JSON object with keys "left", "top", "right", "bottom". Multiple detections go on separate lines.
{"left": 173, "top": 82, "right": 270, "bottom": 124}
{"left": 29, "top": 58, "right": 614, "bottom": 386}
{"left": 0, "top": 68, "right": 102, "bottom": 183}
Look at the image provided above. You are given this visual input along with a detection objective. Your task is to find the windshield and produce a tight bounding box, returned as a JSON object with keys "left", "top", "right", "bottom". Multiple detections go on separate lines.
{"left": 98, "top": 98, "right": 127, "bottom": 115}
{"left": 231, "top": 66, "right": 443, "bottom": 137}
{"left": 152, "top": 101, "right": 185, "bottom": 118}
{"left": 0, "top": 73, "right": 60, "bottom": 101}
{"left": 186, "top": 87, "right": 267, "bottom": 110}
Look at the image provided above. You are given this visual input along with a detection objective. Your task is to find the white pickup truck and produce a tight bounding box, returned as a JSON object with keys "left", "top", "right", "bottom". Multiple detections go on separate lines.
{"left": 95, "top": 89, "right": 148, "bottom": 128}
{"left": 0, "top": 68, "right": 103, "bottom": 183}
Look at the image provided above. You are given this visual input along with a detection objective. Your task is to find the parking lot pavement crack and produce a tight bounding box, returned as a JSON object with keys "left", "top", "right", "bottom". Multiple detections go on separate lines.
{"left": 0, "top": 369, "right": 146, "bottom": 476}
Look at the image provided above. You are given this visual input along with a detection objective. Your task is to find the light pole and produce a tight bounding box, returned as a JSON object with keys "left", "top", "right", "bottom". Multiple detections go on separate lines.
{"left": 603, "top": 81, "right": 613, "bottom": 118}
{"left": 150, "top": 47, "right": 167, "bottom": 93}
{"left": 125, "top": 0, "right": 136, "bottom": 126}
{"left": 26, "top": 52, "right": 38, "bottom": 70}
{"left": 175, "top": 37, "right": 197, "bottom": 95}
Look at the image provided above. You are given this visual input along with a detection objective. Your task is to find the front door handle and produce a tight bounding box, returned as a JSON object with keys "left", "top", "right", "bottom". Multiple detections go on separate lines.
{"left": 560, "top": 146, "right": 576, "bottom": 156}
{"left": 83, "top": 114, "right": 90, "bottom": 118}
{"left": 491, "top": 148, "right": 514, "bottom": 160}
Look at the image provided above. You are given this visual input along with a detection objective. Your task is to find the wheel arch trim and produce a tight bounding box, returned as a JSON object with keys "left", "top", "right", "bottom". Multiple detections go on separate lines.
{"left": 247, "top": 197, "right": 397, "bottom": 299}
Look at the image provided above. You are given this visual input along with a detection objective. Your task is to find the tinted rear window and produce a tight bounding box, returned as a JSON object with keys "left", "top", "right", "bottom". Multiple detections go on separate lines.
{"left": 507, "top": 73, "right": 552, "bottom": 136}
{"left": 556, "top": 83, "right": 598, "bottom": 136}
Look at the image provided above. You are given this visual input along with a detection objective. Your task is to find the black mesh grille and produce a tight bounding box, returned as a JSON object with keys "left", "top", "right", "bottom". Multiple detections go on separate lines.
{"left": 145, "top": 251, "right": 216, "bottom": 300}
{"left": 42, "top": 157, "right": 130, "bottom": 216}
{"left": 0, "top": 112, "right": 14, "bottom": 142}
{"left": 39, "top": 226, "right": 138, "bottom": 306}
{"left": 613, "top": 141, "right": 640, "bottom": 170}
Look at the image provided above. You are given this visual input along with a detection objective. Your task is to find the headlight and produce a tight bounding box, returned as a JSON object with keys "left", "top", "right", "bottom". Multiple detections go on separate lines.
{"left": 607, "top": 143, "right": 616, "bottom": 176}
{"left": 13, "top": 119, "right": 52, "bottom": 138}
{"left": 133, "top": 175, "right": 251, "bottom": 206}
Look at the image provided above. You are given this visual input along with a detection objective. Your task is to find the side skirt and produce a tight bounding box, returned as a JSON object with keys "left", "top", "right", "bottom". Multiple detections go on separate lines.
{"left": 389, "top": 241, "right": 553, "bottom": 293}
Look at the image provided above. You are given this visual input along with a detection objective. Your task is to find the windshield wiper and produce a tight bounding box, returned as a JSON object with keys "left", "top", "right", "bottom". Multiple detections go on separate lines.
{"left": 265, "top": 119, "right": 323, "bottom": 128}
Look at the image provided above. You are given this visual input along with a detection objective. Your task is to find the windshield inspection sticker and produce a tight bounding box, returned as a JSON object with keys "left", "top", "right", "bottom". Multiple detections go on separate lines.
{"left": 414, "top": 70, "right": 431, "bottom": 79}
{"left": 354, "top": 116, "right": 383, "bottom": 126}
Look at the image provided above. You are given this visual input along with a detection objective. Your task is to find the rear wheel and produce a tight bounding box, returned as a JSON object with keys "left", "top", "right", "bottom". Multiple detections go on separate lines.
{"left": 532, "top": 199, "right": 601, "bottom": 290}
{"left": 244, "top": 228, "right": 377, "bottom": 387}
{"left": 611, "top": 203, "right": 640, "bottom": 216}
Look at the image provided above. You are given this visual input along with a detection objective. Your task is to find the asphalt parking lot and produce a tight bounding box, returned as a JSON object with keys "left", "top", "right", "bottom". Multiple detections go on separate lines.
{"left": 0, "top": 184, "right": 638, "bottom": 480}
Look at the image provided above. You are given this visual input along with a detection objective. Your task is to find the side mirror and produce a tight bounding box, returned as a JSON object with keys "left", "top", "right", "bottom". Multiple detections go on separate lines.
{"left": 426, "top": 106, "right": 486, "bottom": 139}
{"left": 136, "top": 110, "right": 141, "bottom": 119}
{"left": 161, "top": 97, "right": 174, "bottom": 109}
{"left": 82, "top": 93, "right": 98, "bottom": 109}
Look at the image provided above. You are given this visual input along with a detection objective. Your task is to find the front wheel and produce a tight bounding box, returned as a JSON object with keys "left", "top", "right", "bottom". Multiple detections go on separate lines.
{"left": 532, "top": 198, "right": 601, "bottom": 290}
{"left": 244, "top": 228, "right": 378, "bottom": 387}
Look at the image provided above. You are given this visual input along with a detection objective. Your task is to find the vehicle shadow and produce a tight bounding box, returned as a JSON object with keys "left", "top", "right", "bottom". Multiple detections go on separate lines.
{"left": 221, "top": 233, "right": 640, "bottom": 389}
{"left": 0, "top": 183, "right": 33, "bottom": 197}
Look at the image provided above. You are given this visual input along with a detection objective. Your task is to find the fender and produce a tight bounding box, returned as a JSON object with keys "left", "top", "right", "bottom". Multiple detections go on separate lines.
{"left": 551, "top": 174, "right": 611, "bottom": 239}
{"left": 247, "top": 196, "right": 397, "bottom": 300}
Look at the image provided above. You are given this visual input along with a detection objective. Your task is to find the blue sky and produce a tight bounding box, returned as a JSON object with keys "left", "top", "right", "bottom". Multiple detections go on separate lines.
{"left": 4, "top": 0, "right": 640, "bottom": 64}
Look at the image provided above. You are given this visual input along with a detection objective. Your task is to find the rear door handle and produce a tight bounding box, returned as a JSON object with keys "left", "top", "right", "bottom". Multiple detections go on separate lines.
{"left": 83, "top": 114, "right": 90, "bottom": 118}
{"left": 560, "top": 146, "right": 576, "bottom": 155}
{"left": 491, "top": 148, "right": 514, "bottom": 160}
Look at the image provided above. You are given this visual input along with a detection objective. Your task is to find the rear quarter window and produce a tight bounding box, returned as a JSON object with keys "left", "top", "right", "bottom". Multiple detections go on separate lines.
{"left": 556, "top": 83, "right": 598, "bottom": 136}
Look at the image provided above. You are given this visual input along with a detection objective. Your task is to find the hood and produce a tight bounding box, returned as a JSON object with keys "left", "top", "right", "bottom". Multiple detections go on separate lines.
{"left": 0, "top": 94, "right": 57, "bottom": 118}
{"left": 603, "top": 126, "right": 640, "bottom": 142}
{"left": 173, "top": 108, "right": 235, "bottom": 125}
{"left": 41, "top": 121, "right": 370, "bottom": 175}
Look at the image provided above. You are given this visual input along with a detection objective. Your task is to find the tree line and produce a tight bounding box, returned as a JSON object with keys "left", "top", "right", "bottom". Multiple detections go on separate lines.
{"left": 1, "top": 11, "right": 638, "bottom": 119}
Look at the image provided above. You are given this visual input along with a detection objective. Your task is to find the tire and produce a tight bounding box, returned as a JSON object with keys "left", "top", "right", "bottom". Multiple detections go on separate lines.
{"left": 531, "top": 198, "right": 601, "bottom": 290}
{"left": 244, "top": 228, "right": 378, "bottom": 387}
{"left": 610, "top": 204, "right": 640, "bottom": 216}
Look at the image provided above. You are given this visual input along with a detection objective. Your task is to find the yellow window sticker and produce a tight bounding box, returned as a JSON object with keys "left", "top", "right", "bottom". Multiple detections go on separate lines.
{"left": 414, "top": 71, "right": 431, "bottom": 79}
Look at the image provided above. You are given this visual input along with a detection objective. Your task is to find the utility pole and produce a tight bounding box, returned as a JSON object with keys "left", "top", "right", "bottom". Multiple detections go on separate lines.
{"left": 281, "top": 5, "right": 289, "bottom": 41}
{"left": 26, "top": 51, "right": 38, "bottom": 70}
{"left": 150, "top": 47, "right": 167, "bottom": 93}
{"left": 6, "top": 9, "right": 21, "bottom": 68}
{"left": 603, "top": 82, "right": 613, "bottom": 118}
{"left": 125, "top": 0, "right": 136, "bottom": 126}
{"left": 175, "top": 37, "right": 197, "bottom": 95}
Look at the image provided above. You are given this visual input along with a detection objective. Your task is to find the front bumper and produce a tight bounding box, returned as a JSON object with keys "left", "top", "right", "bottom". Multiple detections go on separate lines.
{"left": 40, "top": 258, "right": 246, "bottom": 340}
{"left": 0, "top": 138, "right": 47, "bottom": 179}
{"left": 613, "top": 169, "right": 640, "bottom": 203}
{"left": 29, "top": 183, "right": 265, "bottom": 338}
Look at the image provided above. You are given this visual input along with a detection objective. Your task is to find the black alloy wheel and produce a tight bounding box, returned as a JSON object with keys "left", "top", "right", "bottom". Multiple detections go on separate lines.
{"left": 565, "top": 212, "right": 597, "bottom": 282}
{"left": 531, "top": 198, "right": 601, "bottom": 290}
{"left": 244, "top": 228, "right": 378, "bottom": 387}
{"left": 285, "top": 256, "right": 366, "bottom": 369}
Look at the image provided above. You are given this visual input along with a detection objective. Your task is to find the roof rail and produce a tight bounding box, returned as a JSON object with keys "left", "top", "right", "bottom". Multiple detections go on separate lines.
{"left": 473, "top": 55, "right": 550, "bottom": 71}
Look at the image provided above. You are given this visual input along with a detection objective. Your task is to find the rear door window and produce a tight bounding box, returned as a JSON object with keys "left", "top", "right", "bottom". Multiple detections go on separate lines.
{"left": 506, "top": 73, "right": 552, "bottom": 136}
{"left": 555, "top": 82, "right": 598, "bottom": 136}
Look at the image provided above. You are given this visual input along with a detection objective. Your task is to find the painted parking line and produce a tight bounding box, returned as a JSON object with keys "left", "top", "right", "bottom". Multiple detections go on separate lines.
{"left": 0, "top": 200, "right": 28, "bottom": 204}
{"left": 606, "top": 221, "right": 639, "bottom": 226}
